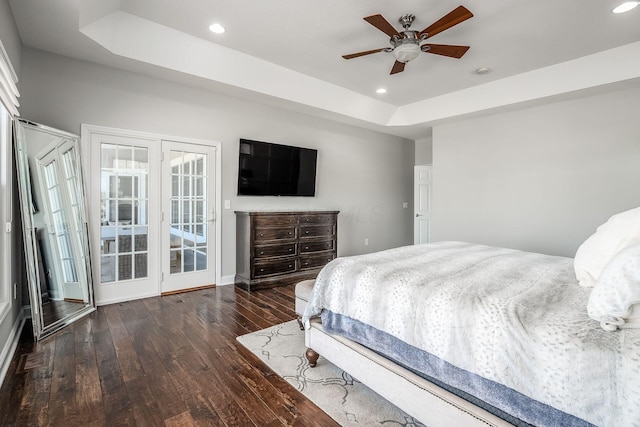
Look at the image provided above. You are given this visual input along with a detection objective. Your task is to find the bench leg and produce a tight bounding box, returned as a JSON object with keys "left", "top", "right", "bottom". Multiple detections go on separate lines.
{"left": 306, "top": 348, "right": 319, "bottom": 368}
{"left": 296, "top": 316, "right": 304, "bottom": 330}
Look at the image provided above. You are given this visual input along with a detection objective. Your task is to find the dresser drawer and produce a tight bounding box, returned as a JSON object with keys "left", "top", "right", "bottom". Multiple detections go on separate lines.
{"left": 300, "top": 239, "right": 335, "bottom": 253}
{"left": 300, "top": 253, "right": 335, "bottom": 270}
{"left": 300, "top": 225, "right": 335, "bottom": 238}
{"left": 253, "top": 258, "right": 297, "bottom": 277}
{"left": 254, "top": 215, "right": 298, "bottom": 227}
{"left": 299, "top": 214, "right": 336, "bottom": 225}
{"left": 254, "top": 243, "right": 297, "bottom": 258}
{"left": 254, "top": 227, "right": 297, "bottom": 241}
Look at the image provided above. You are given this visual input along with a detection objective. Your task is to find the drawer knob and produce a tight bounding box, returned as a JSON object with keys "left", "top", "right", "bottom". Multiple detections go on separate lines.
{"left": 260, "top": 233, "right": 264, "bottom": 237}
{"left": 288, "top": 264, "right": 293, "bottom": 268}
{"left": 288, "top": 231, "right": 292, "bottom": 235}
{"left": 305, "top": 230, "right": 309, "bottom": 234}
{"left": 259, "top": 251, "right": 264, "bottom": 255}
{"left": 260, "top": 268, "right": 264, "bottom": 272}
{"left": 289, "top": 248, "right": 293, "bottom": 252}
{"left": 304, "top": 262, "right": 309, "bottom": 266}
{"left": 305, "top": 246, "right": 309, "bottom": 250}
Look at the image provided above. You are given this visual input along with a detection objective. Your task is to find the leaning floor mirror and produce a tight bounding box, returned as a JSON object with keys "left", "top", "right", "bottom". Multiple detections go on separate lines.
{"left": 14, "top": 118, "right": 95, "bottom": 341}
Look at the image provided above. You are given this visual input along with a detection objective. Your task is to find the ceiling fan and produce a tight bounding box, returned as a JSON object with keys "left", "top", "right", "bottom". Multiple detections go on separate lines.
{"left": 343, "top": 5, "right": 474, "bottom": 75}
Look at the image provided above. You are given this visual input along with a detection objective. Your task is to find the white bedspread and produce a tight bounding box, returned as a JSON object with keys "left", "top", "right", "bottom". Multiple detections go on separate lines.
{"left": 302, "top": 241, "right": 640, "bottom": 427}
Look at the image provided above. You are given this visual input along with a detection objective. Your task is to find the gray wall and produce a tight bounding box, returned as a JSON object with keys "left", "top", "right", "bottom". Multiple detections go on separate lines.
{"left": 18, "top": 48, "right": 415, "bottom": 282}
{"left": 415, "top": 137, "right": 433, "bottom": 165}
{"left": 0, "top": 0, "right": 20, "bottom": 77}
{"left": 431, "top": 85, "right": 640, "bottom": 257}
{"left": 0, "top": 0, "right": 24, "bottom": 386}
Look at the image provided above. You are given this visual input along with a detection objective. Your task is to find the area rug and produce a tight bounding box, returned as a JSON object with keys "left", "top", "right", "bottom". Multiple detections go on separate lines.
{"left": 236, "top": 320, "right": 425, "bottom": 426}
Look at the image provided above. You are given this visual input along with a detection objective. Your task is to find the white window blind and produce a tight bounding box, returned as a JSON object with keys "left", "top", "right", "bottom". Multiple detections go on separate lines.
{"left": 0, "top": 40, "right": 19, "bottom": 117}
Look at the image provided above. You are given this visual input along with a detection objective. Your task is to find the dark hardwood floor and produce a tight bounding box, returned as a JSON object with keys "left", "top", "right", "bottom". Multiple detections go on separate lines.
{"left": 0, "top": 284, "right": 339, "bottom": 426}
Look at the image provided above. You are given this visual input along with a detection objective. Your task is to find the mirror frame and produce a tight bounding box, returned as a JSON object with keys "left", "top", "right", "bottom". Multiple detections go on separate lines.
{"left": 14, "top": 118, "right": 95, "bottom": 340}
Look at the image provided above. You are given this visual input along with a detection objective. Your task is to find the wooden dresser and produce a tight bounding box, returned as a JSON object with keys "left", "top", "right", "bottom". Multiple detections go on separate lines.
{"left": 235, "top": 211, "right": 339, "bottom": 291}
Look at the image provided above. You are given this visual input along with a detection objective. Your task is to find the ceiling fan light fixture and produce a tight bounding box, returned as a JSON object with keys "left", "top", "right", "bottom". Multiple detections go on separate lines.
{"left": 392, "top": 43, "right": 421, "bottom": 63}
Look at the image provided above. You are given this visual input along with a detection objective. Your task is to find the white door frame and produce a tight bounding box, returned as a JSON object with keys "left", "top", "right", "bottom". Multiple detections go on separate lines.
{"left": 81, "top": 124, "right": 222, "bottom": 305}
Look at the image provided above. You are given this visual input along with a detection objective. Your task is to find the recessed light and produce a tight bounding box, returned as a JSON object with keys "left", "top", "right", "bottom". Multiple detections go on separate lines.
{"left": 209, "top": 23, "right": 226, "bottom": 34}
{"left": 475, "top": 67, "right": 491, "bottom": 75}
{"left": 376, "top": 88, "right": 387, "bottom": 94}
{"left": 612, "top": 1, "right": 639, "bottom": 13}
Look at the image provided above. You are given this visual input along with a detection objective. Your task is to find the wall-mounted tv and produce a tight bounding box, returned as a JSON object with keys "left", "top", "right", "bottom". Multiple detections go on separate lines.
{"left": 237, "top": 139, "right": 318, "bottom": 197}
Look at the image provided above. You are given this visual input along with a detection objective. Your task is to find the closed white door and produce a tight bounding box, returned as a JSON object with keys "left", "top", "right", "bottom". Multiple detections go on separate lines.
{"left": 90, "top": 132, "right": 160, "bottom": 304}
{"left": 414, "top": 165, "right": 432, "bottom": 244}
{"left": 160, "top": 141, "right": 216, "bottom": 294}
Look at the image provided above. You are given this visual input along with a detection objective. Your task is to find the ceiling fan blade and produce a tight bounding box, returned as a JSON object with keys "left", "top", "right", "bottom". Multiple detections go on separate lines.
{"left": 419, "top": 6, "right": 473, "bottom": 39}
{"left": 390, "top": 61, "right": 406, "bottom": 75}
{"left": 342, "top": 48, "right": 388, "bottom": 60}
{"left": 364, "top": 14, "right": 401, "bottom": 38}
{"left": 423, "top": 44, "right": 470, "bottom": 58}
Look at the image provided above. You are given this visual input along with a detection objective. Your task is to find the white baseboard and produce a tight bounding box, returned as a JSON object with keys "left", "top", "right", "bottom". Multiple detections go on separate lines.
{"left": 96, "top": 291, "right": 158, "bottom": 306}
{"left": 218, "top": 274, "right": 235, "bottom": 286}
{"left": 0, "top": 311, "right": 26, "bottom": 389}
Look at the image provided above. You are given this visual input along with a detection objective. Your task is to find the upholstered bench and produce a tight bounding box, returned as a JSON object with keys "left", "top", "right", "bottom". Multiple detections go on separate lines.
{"left": 295, "top": 279, "right": 315, "bottom": 329}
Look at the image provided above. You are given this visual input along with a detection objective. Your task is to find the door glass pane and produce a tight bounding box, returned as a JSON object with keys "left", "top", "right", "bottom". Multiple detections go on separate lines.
{"left": 134, "top": 226, "right": 148, "bottom": 251}
{"left": 169, "top": 150, "right": 208, "bottom": 274}
{"left": 100, "top": 143, "right": 149, "bottom": 283}
{"left": 170, "top": 250, "right": 181, "bottom": 274}
{"left": 134, "top": 254, "right": 147, "bottom": 279}
{"left": 118, "top": 255, "right": 132, "bottom": 281}
{"left": 183, "top": 249, "right": 194, "bottom": 272}
{"left": 196, "top": 248, "right": 206, "bottom": 271}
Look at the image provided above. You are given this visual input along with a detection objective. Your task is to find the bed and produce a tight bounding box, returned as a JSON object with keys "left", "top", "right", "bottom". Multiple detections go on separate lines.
{"left": 301, "top": 233, "right": 640, "bottom": 427}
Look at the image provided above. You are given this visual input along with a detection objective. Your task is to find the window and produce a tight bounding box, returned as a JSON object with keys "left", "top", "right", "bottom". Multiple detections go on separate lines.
{"left": 169, "top": 150, "right": 208, "bottom": 274}
{"left": 0, "top": 39, "right": 20, "bottom": 321}
{"left": 0, "top": 104, "right": 10, "bottom": 318}
{"left": 99, "top": 144, "right": 149, "bottom": 283}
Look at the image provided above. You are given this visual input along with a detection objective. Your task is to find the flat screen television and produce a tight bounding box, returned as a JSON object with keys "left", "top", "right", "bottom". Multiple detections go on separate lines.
{"left": 237, "top": 139, "right": 317, "bottom": 196}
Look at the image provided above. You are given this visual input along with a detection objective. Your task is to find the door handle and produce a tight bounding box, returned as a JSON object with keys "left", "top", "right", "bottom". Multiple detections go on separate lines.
{"left": 416, "top": 214, "right": 424, "bottom": 217}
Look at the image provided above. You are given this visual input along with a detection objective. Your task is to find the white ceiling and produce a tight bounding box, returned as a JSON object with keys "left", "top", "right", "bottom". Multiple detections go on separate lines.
{"left": 8, "top": 0, "right": 640, "bottom": 138}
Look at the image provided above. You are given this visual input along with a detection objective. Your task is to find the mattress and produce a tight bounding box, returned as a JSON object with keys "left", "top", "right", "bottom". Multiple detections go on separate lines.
{"left": 302, "top": 241, "right": 640, "bottom": 427}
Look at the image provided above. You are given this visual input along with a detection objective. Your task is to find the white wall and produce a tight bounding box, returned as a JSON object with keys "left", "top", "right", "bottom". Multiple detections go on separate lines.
{"left": 431, "top": 85, "right": 640, "bottom": 257}
{"left": 18, "top": 48, "right": 415, "bottom": 283}
{"left": 415, "top": 136, "right": 433, "bottom": 165}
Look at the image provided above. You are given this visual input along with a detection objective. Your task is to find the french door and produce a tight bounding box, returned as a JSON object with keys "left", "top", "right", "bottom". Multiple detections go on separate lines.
{"left": 87, "top": 127, "right": 217, "bottom": 305}
{"left": 160, "top": 141, "right": 216, "bottom": 294}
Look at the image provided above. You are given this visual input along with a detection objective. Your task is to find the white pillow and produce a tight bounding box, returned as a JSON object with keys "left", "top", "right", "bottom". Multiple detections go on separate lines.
{"left": 587, "top": 244, "right": 640, "bottom": 331}
{"left": 574, "top": 207, "right": 640, "bottom": 287}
